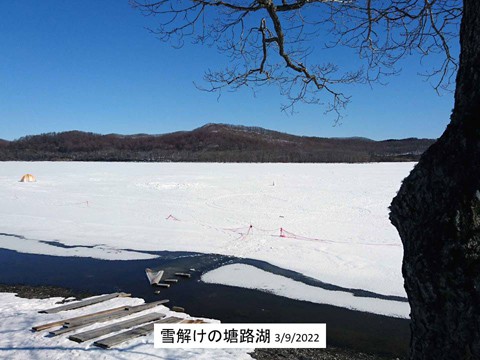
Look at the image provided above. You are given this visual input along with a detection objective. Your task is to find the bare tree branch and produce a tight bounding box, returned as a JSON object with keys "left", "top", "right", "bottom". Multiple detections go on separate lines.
{"left": 131, "top": 0, "right": 462, "bottom": 118}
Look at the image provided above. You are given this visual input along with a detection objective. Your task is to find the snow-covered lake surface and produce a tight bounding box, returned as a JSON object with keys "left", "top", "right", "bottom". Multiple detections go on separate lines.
{"left": 0, "top": 162, "right": 413, "bottom": 314}
{"left": 0, "top": 292, "right": 251, "bottom": 360}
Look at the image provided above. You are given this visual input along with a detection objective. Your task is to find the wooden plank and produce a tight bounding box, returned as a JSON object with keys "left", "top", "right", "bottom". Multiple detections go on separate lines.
{"left": 51, "top": 323, "right": 95, "bottom": 337}
{"left": 93, "top": 318, "right": 205, "bottom": 349}
{"left": 69, "top": 312, "right": 165, "bottom": 343}
{"left": 164, "top": 279, "right": 178, "bottom": 283}
{"left": 32, "top": 305, "right": 128, "bottom": 331}
{"left": 155, "top": 283, "right": 170, "bottom": 288}
{"left": 49, "top": 300, "right": 169, "bottom": 336}
{"left": 39, "top": 293, "right": 130, "bottom": 314}
{"left": 93, "top": 317, "right": 184, "bottom": 349}
{"left": 66, "top": 300, "right": 169, "bottom": 327}
{"left": 94, "top": 323, "right": 155, "bottom": 349}
{"left": 175, "top": 273, "right": 191, "bottom": 278}
{"left": 182, "top": 319, "right": 207, "bottom": 324}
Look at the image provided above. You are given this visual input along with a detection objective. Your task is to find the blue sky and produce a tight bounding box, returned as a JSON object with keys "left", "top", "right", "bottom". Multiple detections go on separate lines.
{"left": 0, "top": 1, "right": 456, "bottom": 141}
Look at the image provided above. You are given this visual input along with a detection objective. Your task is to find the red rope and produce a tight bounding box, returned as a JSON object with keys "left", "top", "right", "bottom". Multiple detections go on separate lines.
{"left": 277, "top": 227, "right": 400, "bottom": 247}
{"left": 164, "top": 217, "right": 400, "bottom": 247}
{"left": 166, "top": 214, "right": 180, "bottom": 221}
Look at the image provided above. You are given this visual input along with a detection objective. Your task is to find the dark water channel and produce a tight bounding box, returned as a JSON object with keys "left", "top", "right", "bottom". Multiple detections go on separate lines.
{"left": 0, "top": 248, "right": 410, "bottom": 357}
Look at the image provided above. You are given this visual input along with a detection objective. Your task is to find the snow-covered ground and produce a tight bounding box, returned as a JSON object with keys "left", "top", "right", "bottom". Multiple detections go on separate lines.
{"left": 0, "top": 162, "right": 413, "bottom": 308}
{"left": 0, "top": 292, "right": 252, "bottom": 359}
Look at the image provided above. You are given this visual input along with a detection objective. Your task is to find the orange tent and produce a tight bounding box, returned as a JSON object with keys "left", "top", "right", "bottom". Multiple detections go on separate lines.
{"left": 19, "top": 174, "right": 36, "bottom": 182}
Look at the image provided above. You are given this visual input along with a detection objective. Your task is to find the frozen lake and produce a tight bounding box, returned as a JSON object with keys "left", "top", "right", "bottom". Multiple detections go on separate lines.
{"left": 0, "top": 162, "right": 413, "bottom": 317}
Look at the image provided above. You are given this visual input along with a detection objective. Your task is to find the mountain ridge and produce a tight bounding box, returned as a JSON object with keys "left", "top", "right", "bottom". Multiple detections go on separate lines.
{"left": 0, "top": 123, "right": 435, "bottom": 163}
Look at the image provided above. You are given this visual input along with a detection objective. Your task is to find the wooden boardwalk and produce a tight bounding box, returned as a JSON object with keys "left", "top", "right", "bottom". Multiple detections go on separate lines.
{"left": 49, "top": 300, "right": 169, "bottom": 336}
{"left": 32, "top": 290, "right": 202, "bottom": 349}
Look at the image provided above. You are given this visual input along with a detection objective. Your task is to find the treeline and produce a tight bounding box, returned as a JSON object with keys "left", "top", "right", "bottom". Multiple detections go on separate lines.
{"left": 0, "top": 124, "right": 435, "bottom": 163}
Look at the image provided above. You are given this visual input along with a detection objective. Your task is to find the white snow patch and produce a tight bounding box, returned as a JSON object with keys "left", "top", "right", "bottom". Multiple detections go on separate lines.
{"left": 202, "top": 264, "right": 410, "bottom": 319}
{"left": 0, "top": 234, "right": 157, "bottom": 260}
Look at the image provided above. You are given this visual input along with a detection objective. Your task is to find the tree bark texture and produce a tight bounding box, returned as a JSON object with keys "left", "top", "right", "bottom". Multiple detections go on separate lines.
{"left": 390, "top": 1, "right": 480, "bottom": 359}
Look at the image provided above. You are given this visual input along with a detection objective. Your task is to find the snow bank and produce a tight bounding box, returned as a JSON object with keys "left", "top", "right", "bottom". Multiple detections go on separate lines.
{"left": 202, "top": 264, "right": 410, "bottom": 319}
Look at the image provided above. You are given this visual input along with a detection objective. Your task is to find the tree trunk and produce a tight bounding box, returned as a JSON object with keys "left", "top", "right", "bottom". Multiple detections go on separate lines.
{"left": 390, "top": 0, "right": 480, "bottom": 359}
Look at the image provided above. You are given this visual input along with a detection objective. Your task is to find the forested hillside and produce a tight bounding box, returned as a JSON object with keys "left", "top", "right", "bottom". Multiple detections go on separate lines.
{"left": 0, "top": 124, "right": 434, "bottom": 163}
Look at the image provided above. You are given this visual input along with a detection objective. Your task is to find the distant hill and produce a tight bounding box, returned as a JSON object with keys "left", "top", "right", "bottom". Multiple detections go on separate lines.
{"left": 0, "top": 123, "right": 435, "bottom": 163}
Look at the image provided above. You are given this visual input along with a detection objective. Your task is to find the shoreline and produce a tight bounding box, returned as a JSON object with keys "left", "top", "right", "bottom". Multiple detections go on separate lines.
{"left": 0, "top": 283, "right": 404, "bottom": 360}
{"left": 0, "top": 283, "right": 91, "bottom": 300}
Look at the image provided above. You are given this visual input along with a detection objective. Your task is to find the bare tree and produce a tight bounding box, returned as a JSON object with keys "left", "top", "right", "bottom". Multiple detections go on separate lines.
{"left": 132, "top": 0, "right": 460, "bottom": 118}
{"left": 133, "top": 1, "right": 480, "bottom": 359}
